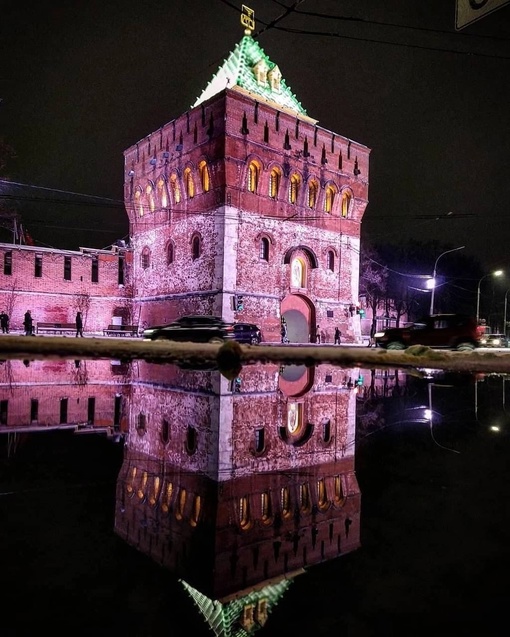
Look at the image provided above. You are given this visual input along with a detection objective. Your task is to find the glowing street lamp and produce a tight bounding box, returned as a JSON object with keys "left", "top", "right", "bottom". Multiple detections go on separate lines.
{"left": 476, "top": 270, "right": 503, "bottom": 324}
{"left": 429, "top": 246, "right": 465, "bottom": 315}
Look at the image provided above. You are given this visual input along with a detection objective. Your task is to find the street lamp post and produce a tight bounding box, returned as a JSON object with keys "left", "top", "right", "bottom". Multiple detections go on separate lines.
{"left": 429, "top": 246, "right": 465, "bottom": 315}
{"left": 504, "top": 289, "right": 510, "bottom": 337}
{"left": 476, "top": 270, "right": 503, "bottom": 325}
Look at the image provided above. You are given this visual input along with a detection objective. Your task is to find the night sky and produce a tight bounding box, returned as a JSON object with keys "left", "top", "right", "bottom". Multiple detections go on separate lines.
{"left": 1, "top": 0, "right": 510, "bottom": 269}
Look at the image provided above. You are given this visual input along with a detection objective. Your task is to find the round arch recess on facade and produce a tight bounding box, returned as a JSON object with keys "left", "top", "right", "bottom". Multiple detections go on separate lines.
{"left": 283, "top": 245, "right": 319, "bottom": 269}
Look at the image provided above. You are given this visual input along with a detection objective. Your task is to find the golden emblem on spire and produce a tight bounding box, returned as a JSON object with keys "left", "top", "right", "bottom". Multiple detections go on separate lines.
{"left": 241, "top": 5, "right": 255, "bottom": 33}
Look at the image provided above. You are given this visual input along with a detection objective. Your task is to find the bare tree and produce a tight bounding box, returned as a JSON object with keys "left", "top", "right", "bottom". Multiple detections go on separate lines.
{"left": 5, "top": 278, "right": 19, "bottom": 327}
{"left": 73, "top": 292, "right": 91, "bottom": 327}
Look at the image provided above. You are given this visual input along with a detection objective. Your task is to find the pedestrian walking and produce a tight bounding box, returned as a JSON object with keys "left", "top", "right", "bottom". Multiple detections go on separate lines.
{"left": 316, "top": 325, "right": 321, "bottom": 344}
{"left": 23, "top": 310, "right": 33, "bottom": 336}
{"left": 75, "top": 311, "right": 84, "bottom": 337}
{"left": 280, "top": 318, "right": 288, "bottom": 343}
{"left": 334, "top": 326, "right": 341, "bottom": 345}
{"left": 368, "top": 324, "right": 376, "bottom": 347}
{"left": 0, "top": 311, "right": 9, "bottom": 333}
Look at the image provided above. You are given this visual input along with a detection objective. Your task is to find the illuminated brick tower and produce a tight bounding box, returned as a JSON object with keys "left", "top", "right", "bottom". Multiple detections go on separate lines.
{"left": 123, "top": 16, "right": 370, "bottom": 343}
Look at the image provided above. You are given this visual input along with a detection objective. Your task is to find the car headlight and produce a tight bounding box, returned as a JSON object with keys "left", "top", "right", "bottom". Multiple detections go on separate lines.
{"left": 493, "top": 339, "right": 501, "bottom": 345}
{"left": 374, "top": 331, "right": 386, "bottom": 338}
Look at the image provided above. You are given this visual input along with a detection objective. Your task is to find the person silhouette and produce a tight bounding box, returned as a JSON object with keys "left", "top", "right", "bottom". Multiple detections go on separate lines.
{"left": 0, "top": 311, "right": 9, "bottom": 334}
{"left": 75, "top": 311, "right": 84, "bottom": 337}
{"left": 23, "top": 310, "right": 33, "bottom": 336}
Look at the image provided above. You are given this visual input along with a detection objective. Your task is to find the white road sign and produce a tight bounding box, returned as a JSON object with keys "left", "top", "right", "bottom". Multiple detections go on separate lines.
{"left": 456, "top": 0, "right": 510, "bottom": 29}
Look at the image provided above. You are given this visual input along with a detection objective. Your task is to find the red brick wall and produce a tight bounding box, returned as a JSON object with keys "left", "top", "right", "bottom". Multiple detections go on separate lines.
{"left": 123, "top": 88, "right": 369, "bottom": 342}
{"left": 0, "top": 244, "right": 134, "bottom": 332}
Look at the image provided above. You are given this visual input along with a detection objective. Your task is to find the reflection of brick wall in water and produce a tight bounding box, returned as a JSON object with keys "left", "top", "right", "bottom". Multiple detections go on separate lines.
{"left": 115, "top": 452, "right": 360, "bottom": 601}
{"left": 0, "top": 359, "right": 131, "bottom": 431}
{"left": 128, "top": 363, "right": 358, "bottom": 477}
{"left": 116, "top": 363, "right": 360, "bottom": 599}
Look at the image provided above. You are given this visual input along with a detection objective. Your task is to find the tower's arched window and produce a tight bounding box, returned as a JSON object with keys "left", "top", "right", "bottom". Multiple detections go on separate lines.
{"left": 161, "top": 482, "right": 173, "bottom": 513}
{"left": 146, "top": 183, "right": 155, "bottom": 213}
{"left": 156, "top": 177, "right": 168, "bottom": 208}
{"left": 289, "top": 173, "right": 300, "bottom": 204}
{"left": 184, "top": 167, "right": 195, "bottom": 198}
{"left": 308, "top": 180, "right": 319, "bottom": 208}
{"left": 280, "top": 487, "right": 292, "bottom": 519}
{"left": 191, "top": 235, "right": 201, "bottom": 260}
{"left": 324, "top": 185, "right": 336, "bottom": 213}
{"left": 175, "top": 488, "right": 187, "bottom": 520}
{"left": 161, "top": 419, "right": 170, "bottom": 444}
{"left": 260, "top": 237, "right": 270, "bottom": 261}
{"left": 167, "top": 241, "right": 175, "bottom": 265}
{"left": 342, "top": 190, "right": 352, "bottom": 217}
{"left": 198, "top": 160, "right": 210, "bottom": 192}
{"left": 248, "top": 160, "right": 261, "bottom": 193}
{"left": 334, "top": 475, "right": 346, "bottom": 506}
{"left": 185, "top": 426, "right": 197, "bottom": 454}
{"left": 149, "top": 477, "right": 161, "bottom": 507}
{"left": 261, "top": 491, "right": 273, "bottom": 524}
{"left": 299, "top": 482, "right": 311, "bottom": 513}
{"left": 317, "top": 478, "right": 328, "bottom": 510}
{"left": 239, "top": 496, "right": 251, "bottom": 530}
{"left": 170, "top": 174, "right": 181, "bottom": 204}
{"left": 190, "top": 495, "right": 201, "bottom": 527}
{"left": 134, "top": 189, "right": 144, "bottom": 217}
{"left": 269, "top": 167, "right": 281, "bottom": 199}
{"left": 141, "top": 247, "right": 151, "bottom": 270}
{"left": 291, "top": 257, "right": 305, "bottom": 288}
{"left": 327, "top": 250, "right": 335, "bottom": 271}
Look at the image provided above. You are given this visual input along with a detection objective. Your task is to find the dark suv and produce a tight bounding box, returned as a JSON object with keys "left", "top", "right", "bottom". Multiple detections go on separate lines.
{"left": 374, "top": 314, "right": 483, "bottom": 351}
{"left": 233, "top": 322, "right": 262, "bottom": 344}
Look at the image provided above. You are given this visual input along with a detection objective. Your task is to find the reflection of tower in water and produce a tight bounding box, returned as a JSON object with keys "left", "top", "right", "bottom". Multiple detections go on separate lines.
{"left": 115, "top": 361, "right": 361, "bottom": 634}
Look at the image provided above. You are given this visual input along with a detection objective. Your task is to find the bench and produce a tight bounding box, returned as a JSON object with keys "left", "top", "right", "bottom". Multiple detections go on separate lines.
{"left": 103, "top": 324, "right": 139, "bottom": 337}
{"left": 36, "top": 322, "right": 77, "bottom": 335}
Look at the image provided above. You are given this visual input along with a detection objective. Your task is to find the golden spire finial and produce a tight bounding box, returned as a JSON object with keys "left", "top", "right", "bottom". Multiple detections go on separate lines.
{"left": 241, "top": 5, "right": 255, "bottom": 34}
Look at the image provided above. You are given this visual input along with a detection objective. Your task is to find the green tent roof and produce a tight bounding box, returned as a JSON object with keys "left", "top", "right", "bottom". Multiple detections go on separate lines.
{"left": 192, "top": 33, "right": 309, "bottom": 117}
{"left": 181, "top": 577, "right": 294, "bottom": 637}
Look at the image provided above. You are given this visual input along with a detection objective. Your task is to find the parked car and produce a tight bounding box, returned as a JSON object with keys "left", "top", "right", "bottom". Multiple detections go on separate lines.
{"left": 233, "top": 322, "right": 262, "bottom": 344}
{"left": 374, "top": 314, "right": 483, "bottom": 351}
{"left": 143, "top": 315, "right": 235, "bottom": 343}
{"left": 479, "top": 333, "right": 509, "bottom": 348}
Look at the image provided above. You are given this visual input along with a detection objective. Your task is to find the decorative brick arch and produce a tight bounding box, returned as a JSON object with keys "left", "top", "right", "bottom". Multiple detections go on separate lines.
{"left": 279, "top": 365, "right": 315, "bottom": 397}
{"left": 283, "top": 246, "right": 319, "bottom": 268}
{"left": 281, "top": 293, "right": 316, "bottom": 344}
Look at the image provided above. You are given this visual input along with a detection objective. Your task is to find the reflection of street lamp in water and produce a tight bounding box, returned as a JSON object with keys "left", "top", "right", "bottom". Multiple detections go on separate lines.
{"left": 427, "top": 383, "right": 460, "bottom": 454}
{"left": 475, "top": 377, "right": 504, "bottom": 433}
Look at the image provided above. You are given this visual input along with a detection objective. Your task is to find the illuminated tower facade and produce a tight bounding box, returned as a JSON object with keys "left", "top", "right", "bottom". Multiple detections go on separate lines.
{"left": 124, "top": 23, "right": 370, "bottom": 343}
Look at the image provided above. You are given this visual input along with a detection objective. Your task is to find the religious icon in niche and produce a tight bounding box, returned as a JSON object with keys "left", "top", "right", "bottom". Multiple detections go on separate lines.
{"left": 291, "top": 257, "right": 303, "bottom": 288}
{"left": 287, "top": 402, "right": 300, "bottom": 434}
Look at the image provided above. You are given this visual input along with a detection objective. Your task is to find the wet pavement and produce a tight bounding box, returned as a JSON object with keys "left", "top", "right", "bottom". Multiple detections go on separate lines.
{"left": 1, "top": 362, "right": 509, "bottom": 636}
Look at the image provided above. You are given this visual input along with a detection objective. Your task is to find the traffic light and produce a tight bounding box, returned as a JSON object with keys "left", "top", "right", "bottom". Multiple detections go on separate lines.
{"left": 236, "top": 295, "right": 244, "bottom": 311}
{"left": 356, "top": 375, "right": 364, "bottom": 386}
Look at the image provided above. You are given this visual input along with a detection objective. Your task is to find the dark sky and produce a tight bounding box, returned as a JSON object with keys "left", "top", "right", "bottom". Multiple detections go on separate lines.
{"left": 1, "top": 0, "right": 510, "bottom": 269}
